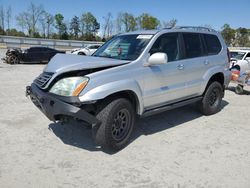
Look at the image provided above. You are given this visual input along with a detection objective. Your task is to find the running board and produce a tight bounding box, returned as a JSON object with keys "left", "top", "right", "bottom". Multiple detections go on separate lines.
{"left": 141, "top": 96, "right": 203, "bottom": 117}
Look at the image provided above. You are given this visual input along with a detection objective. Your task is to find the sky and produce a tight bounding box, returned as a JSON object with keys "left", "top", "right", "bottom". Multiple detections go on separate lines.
{"left": 0, "top": 0, "right": 249, "bottom": 32}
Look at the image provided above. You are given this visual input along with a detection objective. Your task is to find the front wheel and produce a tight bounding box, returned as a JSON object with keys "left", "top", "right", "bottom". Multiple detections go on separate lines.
{"left": 93, "top": 98, "right": 135, "bottom": 151}
{"left": 8, "top": 55, "right": 20, "bottom": 64}
{"left": 199, "top": 81, "right": 223, "bottom": 115}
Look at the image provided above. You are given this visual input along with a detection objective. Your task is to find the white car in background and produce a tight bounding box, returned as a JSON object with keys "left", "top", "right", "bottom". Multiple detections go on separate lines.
{"left": 230, "top": 49, "right": 250, "bottom": 72}
{"left": 71, "top": 44, "right": 102, "bottom": 56}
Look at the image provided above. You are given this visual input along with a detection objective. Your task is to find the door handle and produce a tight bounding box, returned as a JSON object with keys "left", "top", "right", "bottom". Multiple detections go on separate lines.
{"left": 177, "top": 64, "right": 184, "bottom": 70}
{"left": 204, "top": 60, "right": 210, "bottom": 65}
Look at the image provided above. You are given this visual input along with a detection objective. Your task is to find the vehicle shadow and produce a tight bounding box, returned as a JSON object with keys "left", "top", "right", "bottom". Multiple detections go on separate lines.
{"left": 227, "top": 86, "right": 250, "bottom": 95}
{"left": 48, "top": 100, "right": 229, "bottom": 154}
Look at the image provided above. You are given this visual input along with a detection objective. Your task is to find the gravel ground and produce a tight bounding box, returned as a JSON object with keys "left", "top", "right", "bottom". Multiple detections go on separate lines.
{"left": 0, "top": 49, "right": 250, "bottom": 188}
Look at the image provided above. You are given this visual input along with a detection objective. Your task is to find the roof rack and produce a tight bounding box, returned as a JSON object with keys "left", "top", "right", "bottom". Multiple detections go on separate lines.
{"left": 163, "top": 26, "right": 216, "bottom": 32}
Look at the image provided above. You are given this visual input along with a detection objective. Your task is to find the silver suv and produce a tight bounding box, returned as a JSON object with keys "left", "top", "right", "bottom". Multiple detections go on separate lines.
{"left": 26, "top": 26, "right": 231, "bottom": 150}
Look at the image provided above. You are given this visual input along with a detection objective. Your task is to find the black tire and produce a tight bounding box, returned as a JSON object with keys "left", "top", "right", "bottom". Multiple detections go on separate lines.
{"left": 93, "top": 98, "right": 135, "bottom": 150}
{"left": 8, "top": 55, "right": 20, "bottom": 64}
{"left": 235, "top": 85, "right": 244, "bottom": 95}
{"left": 78, "top": 52, "right": 86, "bottom": 55}
{"left": 199, "top": 81, "right": 223, "bottom": 115}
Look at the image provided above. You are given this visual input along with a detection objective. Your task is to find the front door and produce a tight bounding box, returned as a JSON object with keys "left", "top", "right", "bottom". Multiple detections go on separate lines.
{"left": 142, "top": 33, "right": 190, "bottom": 109}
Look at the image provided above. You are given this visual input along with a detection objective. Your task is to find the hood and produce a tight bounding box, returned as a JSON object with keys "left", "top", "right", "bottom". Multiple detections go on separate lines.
{"left": 44, "top": 54, "right": 129, "bottom": 73}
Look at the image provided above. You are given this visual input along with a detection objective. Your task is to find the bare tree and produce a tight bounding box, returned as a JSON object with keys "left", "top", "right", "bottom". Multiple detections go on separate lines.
{"left": 39, "top": 13, "right": 46, "bottom": 38}
{"left": 28, "top": 2, "right": 44, "bottom": 36}
{"left": 103, "top": 12, "right": 113, "bottom": 38}
{"left": 162, "top": 18, "right": 177, "bottom": 28}
{"left": 115, "top": 12, "right": 123, "bottom": 34}
{"left": 45, "top": 13, "right": 54, "bottom": 38}
{"left": 16, "top": 2, "right": 44, "bottom": 37}
{"left": 0, "top": 6, "right": 5, "bottom": 34}
{"left": 16, "top": 12, "right": 32, "bottom": 35}
{"left": 6, "top": 6, "right": 11, "bottom": 35}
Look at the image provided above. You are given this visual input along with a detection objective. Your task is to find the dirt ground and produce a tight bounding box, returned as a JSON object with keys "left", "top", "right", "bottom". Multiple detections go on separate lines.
{"left": 0, "top": 49, "right": 250, "bottom": 188}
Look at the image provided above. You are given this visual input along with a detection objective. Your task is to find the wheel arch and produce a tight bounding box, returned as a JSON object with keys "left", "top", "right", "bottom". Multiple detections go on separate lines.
{"left": 79, "top": 79, "right": 144, "bottom": 115}
{"left": 203, "top": 72, "right": 225, "bottom": 96}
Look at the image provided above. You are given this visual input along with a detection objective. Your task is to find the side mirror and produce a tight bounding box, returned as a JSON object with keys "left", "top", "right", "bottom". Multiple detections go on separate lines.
{"left": 245, "top": 57, "right": 250, "bottom": 61}
{"left": 146, "top": 52, "right": 168, "bottom": 66}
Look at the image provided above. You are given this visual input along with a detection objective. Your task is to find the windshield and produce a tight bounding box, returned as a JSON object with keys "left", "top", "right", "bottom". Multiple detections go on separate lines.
{"left": 230, "top": 51, "right": 246, "bottom": 60}
{"left": 93, "top": 34, "right": 153, "bottom": 61}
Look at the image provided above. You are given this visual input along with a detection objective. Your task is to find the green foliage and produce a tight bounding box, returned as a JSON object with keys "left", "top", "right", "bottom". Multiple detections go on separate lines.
{"left": 70, "top": 16, "right": 80, "bottom": 39}
{"left": 137, "top": 13, "right": 160, "bottom": 30}
{"left": 0, "top": 26, "right": 5, "bottom": 35}
{"left": 5, "top": 28, "right": 25, "bottom": 37}
{"left": 221, "top": 24, "right": 236, "bottom": 46}
{"left": 236, "top": 27, "right": 250, "bottom": 47}
{"left": 121, "top": 13, "right": 137, "bottom": 32}
{"left": 81, "top": 12, "right": 100, "bottom": 35}
{"left": 54, "top": 13, "right": 68, "bottom": 39}
{"left": 221, "top": 24, "right": 250, "bottom": 47}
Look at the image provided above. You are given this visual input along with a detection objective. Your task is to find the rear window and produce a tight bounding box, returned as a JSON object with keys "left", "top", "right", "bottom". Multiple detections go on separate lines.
{"left": 183, "top": 33, "right": 203, "bottom": 58}
{"left": 203, "top": 34, "right": 222, "bottom": 55}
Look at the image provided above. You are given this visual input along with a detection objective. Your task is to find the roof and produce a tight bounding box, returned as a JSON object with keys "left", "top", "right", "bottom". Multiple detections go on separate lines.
{"left": 119, "top": 26, "right": 218, "bottom": 36}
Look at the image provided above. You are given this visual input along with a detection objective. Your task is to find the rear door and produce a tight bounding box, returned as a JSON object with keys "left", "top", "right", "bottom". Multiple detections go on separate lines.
{"left": 180, "top": 32, "right": 217, "bottom": 96}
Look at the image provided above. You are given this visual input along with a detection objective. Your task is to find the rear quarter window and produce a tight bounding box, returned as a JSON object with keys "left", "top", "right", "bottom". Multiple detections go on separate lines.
{"left": 203, "top": 34, "right": 222, "bottom": 55}
{"left": 183, "top": 33, "right": 203, "bottom": 58}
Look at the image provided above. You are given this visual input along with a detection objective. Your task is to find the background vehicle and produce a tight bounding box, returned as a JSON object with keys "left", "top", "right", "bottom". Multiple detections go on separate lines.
{"left": 27, "top": 26, "right": 231, "bottom": 151}
{"left": 230, "top": 49, "right": 250, "bottom": 72}
{"left": 71, "top": 44, "right": 102, "bottom": 56}
{"left": 3, "top": 47, "right": 65, "bottom": 64}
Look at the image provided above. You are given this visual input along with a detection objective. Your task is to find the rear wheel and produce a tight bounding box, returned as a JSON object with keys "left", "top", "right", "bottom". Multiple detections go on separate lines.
{"left": 235, "top": 84, "right": 244, "bottom": 95}
{"left": 78, "top": 52, "right": 86, "bottom": 55}
{"left": 93, "top": 98, "right": 135, "bottom": 150}
{"left": 199, "top": 81, "right": 223, "bottom": 115}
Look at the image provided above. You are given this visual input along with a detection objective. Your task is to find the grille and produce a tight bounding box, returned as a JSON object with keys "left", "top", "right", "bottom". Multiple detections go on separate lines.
{"left": 34, "top": 72, "right": 54, "bottom": 89}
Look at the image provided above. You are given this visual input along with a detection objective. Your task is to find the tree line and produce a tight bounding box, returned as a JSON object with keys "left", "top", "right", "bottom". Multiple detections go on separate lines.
{"left": 0, "top": 2, "right": 177, "bottom": 41}
{"left": 0, "top": 2, "right": 249, "bottom": 46}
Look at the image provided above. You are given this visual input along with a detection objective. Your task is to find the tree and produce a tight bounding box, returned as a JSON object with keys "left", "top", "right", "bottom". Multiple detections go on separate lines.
{"left": 235, "top": 27, "right": 250, "bottom": 47}
{"left": 16, "top": 12, "right": 32, "bottom": 35}
{"left": 16, "top": 2, "right": 44, "bottom": 37}
{"left": 45, "top": 12, "right": 54, "bottom": 38}
{"left": 28, "top": 2, "right": 44, "bottom": 36}
{"left": 121, "top": 12, "right": 137, "bottom": 32}
{"left": 221, "top": 24, "right": 236, "bottom": 46}
{"left": 70, "top": 16, "right": 80, "bottom": 39}
{"left": 81, "top": 12, "right": 100, "bottom": 39}
{"left": 39, "top": 12, "right": 46, "bottom": 38}
{"left": 0, "top": 6, "right": 5, "bottom": 34}
{"left": 54, "top": 13, "right": 68, "bottom": 39}
{"left": 162, "top": 18, "right": 177, "bottom": 28}
{"left": 6, "top": 6, "right": 11, "bottom": 35}
{"left": 5, "top": 28, "right": 25, "bottom": 37}
{"left": 115, "top": 12, "right": 123, "bottom": 34}
{"left": 137, "top": 13, "right": 159, "bottom": 30}
{"left": 103, "top": 12, "right": 113, "bottom": 38}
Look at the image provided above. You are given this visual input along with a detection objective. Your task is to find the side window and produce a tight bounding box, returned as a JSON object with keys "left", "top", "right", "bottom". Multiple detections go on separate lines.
{"left": 150, "top": 33, "right": 180, "bottom": 62}
{"left": 183, "top": 33, "right": 203, "bottom": 58}
{"left": 203, "top": 34, "right": 222, "bottom": 55}
{"left": 245, "top": 53, "right": 250, "bottom": 59}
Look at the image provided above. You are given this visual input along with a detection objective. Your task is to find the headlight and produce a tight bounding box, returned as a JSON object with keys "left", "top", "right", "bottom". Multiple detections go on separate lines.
{"left": 49, "top": 77, "right": 89, "bottom": 96}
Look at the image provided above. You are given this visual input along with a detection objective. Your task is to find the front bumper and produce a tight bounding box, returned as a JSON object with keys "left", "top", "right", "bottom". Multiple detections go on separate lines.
{"left": 26, "top": 83, "right": 100, "bottom": 125}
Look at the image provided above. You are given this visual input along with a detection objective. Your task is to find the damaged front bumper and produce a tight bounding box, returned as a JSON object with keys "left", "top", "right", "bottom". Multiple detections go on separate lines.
{"left": 26, "top": 83, "right": 100, "bottom": 125}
